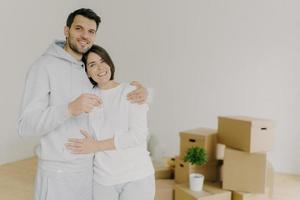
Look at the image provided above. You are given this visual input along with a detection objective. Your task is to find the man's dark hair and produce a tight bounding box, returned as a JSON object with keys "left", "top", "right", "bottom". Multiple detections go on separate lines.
{"left": 66, "top": 8, "right": 101, "bottom": 30}
{"left": 82, "top": 45, "right": 115, "bottom": 87}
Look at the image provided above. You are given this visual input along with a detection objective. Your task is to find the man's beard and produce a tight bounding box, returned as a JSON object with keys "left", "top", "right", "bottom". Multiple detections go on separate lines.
{"left": 67, "top": 37, "right": 90, "bottom": 54}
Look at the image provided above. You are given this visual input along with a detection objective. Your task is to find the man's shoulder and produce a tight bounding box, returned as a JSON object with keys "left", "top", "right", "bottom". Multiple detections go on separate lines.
{"left": 29, "top": 54, "right": 66, "bottom": 72}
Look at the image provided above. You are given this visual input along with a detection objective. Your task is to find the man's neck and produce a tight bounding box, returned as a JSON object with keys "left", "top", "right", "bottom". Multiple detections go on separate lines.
{"left": 64, "top": 44, "right": 82, "bottom": 61}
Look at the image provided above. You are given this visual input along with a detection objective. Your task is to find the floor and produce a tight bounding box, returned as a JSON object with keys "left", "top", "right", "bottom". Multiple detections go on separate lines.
{"left": 0, "top": 157, "right": 37, "bottom": 200}
{"left": 0, "top": 157, "right": 299, "bottom": 200}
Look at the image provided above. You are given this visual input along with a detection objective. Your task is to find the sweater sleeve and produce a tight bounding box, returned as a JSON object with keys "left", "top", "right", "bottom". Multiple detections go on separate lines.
{"left": 114, "top": 102, "right": 149, "bottom": 149}
{"left": 17, "top": 62, "right": 71, "bottom": 137}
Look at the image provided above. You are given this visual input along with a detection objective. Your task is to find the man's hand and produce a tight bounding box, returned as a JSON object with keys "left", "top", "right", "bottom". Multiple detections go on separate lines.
{"left": 65, "top": 129, "right": 99, "bottom": 154}
{"left": 68, "top": 93, "right": 102, "bottom": 117}
{"left": 127, "top": 81, "right": 148, "bottom": 104}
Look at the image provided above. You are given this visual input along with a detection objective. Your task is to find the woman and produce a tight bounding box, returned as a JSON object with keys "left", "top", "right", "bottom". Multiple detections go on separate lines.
{"left": 65, "top": 45, "right": 155, "bottom": 200}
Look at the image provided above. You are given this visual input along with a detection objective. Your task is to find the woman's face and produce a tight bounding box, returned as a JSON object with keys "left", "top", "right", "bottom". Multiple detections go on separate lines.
{"left": 86, "top": 52, "right": 111, "bottom": 86}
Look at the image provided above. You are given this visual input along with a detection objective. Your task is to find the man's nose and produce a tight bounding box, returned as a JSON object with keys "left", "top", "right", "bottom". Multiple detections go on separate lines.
{"left": 81, "top": 31, "right": 89, "bottom": 39}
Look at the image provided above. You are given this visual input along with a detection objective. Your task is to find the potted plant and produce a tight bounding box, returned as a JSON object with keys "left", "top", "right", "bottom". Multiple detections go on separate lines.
{"left": 184, "top": 146, "right": 208, "bottom": 191}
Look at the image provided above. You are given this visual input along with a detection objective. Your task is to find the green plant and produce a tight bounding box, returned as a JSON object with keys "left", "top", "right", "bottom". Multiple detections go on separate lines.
{"left": 184, "top": 146, "right": 208, "bottom": 166}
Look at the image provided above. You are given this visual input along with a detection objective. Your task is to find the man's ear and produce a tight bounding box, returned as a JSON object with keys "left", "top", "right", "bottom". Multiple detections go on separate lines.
{"left": 64, "top": 26, "right": 69, "bottom": 38}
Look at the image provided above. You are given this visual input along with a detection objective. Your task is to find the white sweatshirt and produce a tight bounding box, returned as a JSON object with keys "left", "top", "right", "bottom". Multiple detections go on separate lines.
{"left": 18, "top": 40, "right": 94, "bottom": 168}
{"left": 90, "top": 83, "right": 154, "bottom": 185}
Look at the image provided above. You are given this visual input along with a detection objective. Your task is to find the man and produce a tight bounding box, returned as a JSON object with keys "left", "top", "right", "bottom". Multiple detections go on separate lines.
{"left": 18, "top": 8, "right": 149, "bottom": 200}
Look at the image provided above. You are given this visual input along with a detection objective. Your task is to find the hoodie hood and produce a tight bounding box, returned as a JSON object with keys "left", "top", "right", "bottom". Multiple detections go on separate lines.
{"left": 44, "top": 40, "right": 83, "bottom": 66}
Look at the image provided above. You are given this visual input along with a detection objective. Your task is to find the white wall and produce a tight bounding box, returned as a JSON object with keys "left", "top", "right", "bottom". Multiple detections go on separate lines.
{"left": 0, "top": 0, "right": 87, "bottom": 165}
{"left": 1, "top": 0, "right": 299, "bottom": 174}
{"left": 77, "top": 0, "right": 300, "bottom": 174}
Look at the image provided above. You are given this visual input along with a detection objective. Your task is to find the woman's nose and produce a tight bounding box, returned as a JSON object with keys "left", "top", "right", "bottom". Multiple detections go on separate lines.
{"left": 96, "top": 64, "right": 104, "bottom": 70}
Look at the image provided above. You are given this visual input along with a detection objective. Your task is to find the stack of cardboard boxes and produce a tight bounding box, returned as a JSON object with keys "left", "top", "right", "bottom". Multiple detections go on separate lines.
{"left": 175, "top": 128, "right": 218, "bottom": 183}
{"left": 174, "top": 128, "right": 231, "bottom": 200}
{"left": 218, "top": 116, "right": 275, "bottom": 200}
{"left": 154, "top": 116, "right": 275, "bottom": 200}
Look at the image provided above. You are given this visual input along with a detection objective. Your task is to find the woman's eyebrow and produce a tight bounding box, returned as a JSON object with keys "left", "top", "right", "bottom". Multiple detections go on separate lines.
{"left": 87, "top": 61, "right": 96, "bottom": 66}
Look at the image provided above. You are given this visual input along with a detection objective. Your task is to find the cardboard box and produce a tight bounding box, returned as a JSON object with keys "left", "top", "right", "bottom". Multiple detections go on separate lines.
{"left": 266, "top": 163, "right": 274, "bottom": 198}
{"left": 222, "top": 148, "right": 268, "bottom": 193}
{"left": 155, "top": 165, "right": 174, "bottom": 179}
{"left": 218, "top": 116, "right": 274, "bottom": 153}
{"left": 175, "top": 183, "right": 231, "bottom": 200}
{"left": 155, "top": 179, "right": 175, "bottom": 200}
{"left": 153, "top": 157, "right": 175, "bottom": 179}
{"left": 175, "top": 157, "right": 217, "bottom": 183}
{"left": 232, "top": 164, "right": 273, "bottom": 200}
{"left": 232, "top": 189, "right": 271, "bottom": 200}
{"left": 180, "top": 128, "right": 218, "bottom": 162}
{"left": 232, "top": 164, "right": 273, "bottom": 199}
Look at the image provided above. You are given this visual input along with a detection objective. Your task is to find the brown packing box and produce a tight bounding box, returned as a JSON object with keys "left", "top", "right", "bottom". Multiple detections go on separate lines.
{"left": 222, "top": 148, "right": 269, "bottom": 193}
{"left": 218, "top": 116, "right": 275, "bottom": 153}
{"left": 153, "top": 158, "right": 175, "bottom": 179}
{"left": 175, "top": 183, "right": 231, "bottom": 200}
{"left": 232, "top": 189, "right": 271, "bottom": 200}
{"left": 155, "top": 179, "right": 175, "bottom": 200}
{"left": 155, "top": 165, "right": 174, "bottom": 179}
{"left": 180, "top": 128, "right": 218, "bottom": 162}
{"left": 175, "top": 157, "right": 217, "bottom": 183}
{"left": 232, "top": 162, "right": 274, "bottom": 200}
{"left": 267, "top": 163, "right": 274, "bottom": 198}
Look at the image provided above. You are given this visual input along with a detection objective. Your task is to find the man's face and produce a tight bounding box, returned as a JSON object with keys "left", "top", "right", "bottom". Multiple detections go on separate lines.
{"left": 64, "top": 15, "right": 97, "bottom": 56}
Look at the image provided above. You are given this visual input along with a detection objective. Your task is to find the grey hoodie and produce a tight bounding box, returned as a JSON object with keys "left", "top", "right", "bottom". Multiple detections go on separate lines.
{"left": 18, "top": 40, "right": 94, "bottom": 166}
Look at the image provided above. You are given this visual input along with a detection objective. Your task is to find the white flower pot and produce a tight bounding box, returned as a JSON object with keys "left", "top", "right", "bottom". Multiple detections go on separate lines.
{"left": 189, "top": 173, "right": 204, "bottom": 191}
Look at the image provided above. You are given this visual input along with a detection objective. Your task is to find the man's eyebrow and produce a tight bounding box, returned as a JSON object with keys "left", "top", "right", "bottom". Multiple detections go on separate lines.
{"left": 73, "top": 24, "right": 96, "bottom": 32}
{"left": 74, "top": 24, "right": 83, "bottom": 28}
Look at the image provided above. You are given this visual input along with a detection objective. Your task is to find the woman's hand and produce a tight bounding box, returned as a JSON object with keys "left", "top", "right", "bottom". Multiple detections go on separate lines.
{"left": 127, "top": 81, "right": 148, "bottom": 104}
{"left": 65, "top": 129, "right": 99, "bottom": 154}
